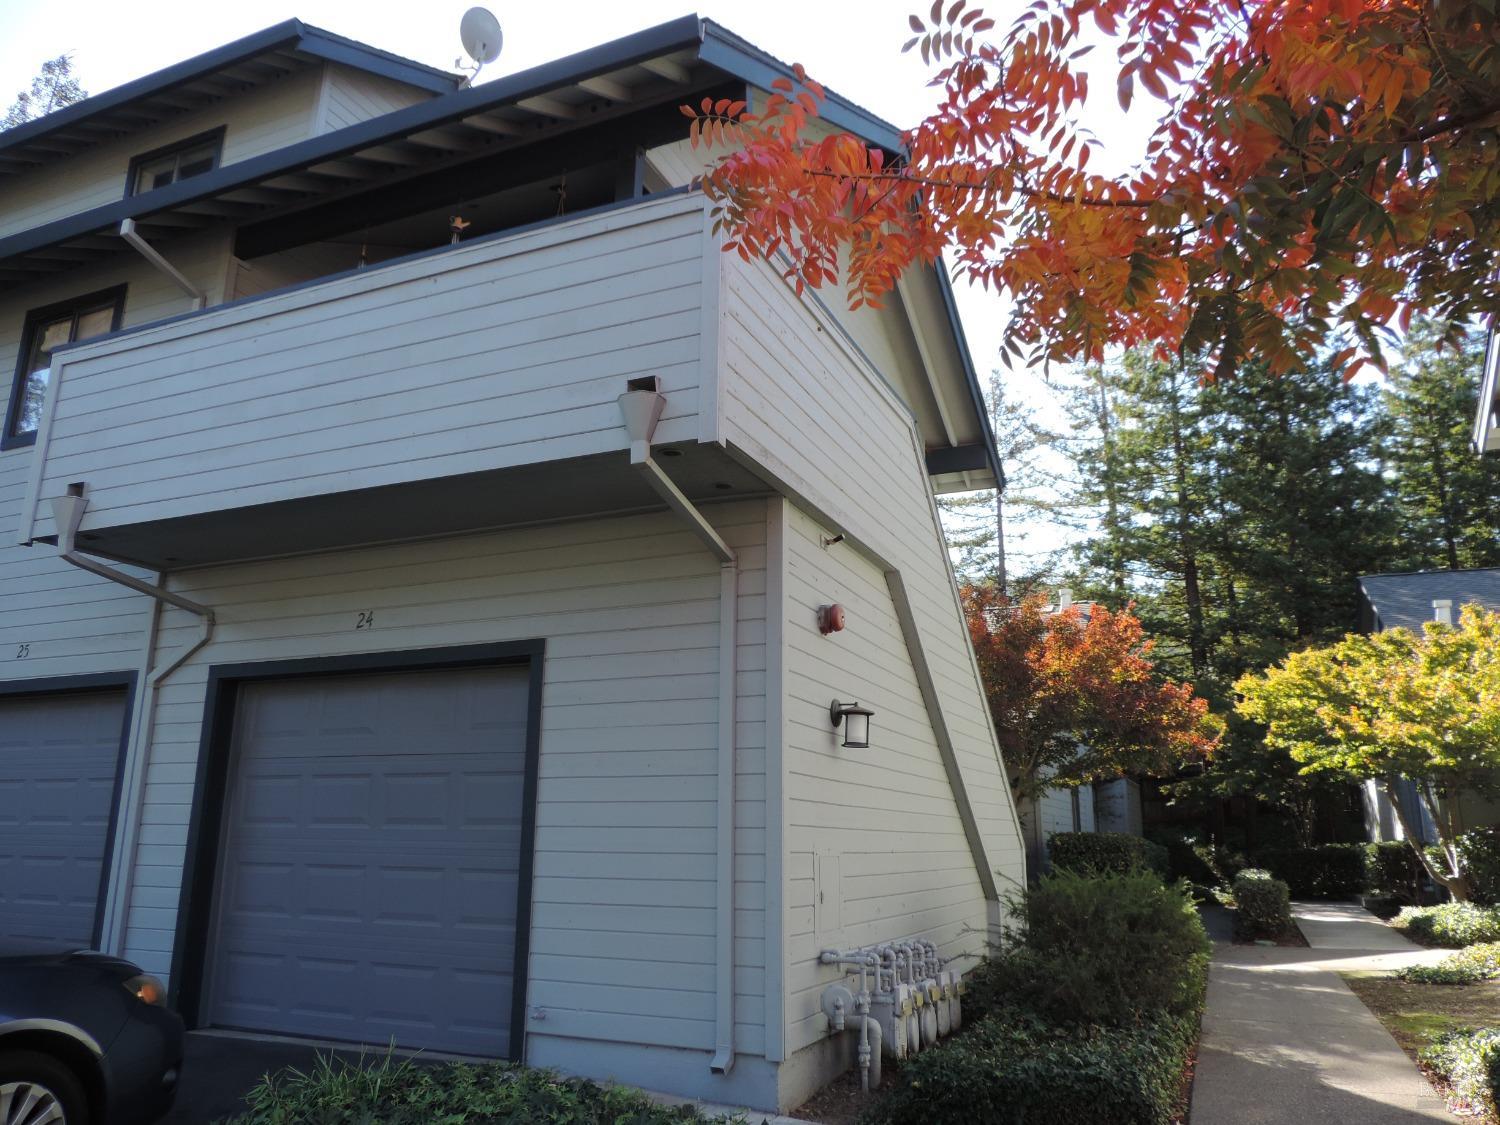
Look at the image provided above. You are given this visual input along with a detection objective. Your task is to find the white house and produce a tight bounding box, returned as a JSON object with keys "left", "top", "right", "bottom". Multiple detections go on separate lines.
{"left": 0, "top": 16, "right": 1025, "bottom": 1113}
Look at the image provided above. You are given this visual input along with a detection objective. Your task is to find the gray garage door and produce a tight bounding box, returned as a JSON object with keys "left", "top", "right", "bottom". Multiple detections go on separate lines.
{"left": 205, "top": 665, "right": 530, "bottom": 1057}
{"left": 0, "top": 689, "right": 128, "bottom": 954}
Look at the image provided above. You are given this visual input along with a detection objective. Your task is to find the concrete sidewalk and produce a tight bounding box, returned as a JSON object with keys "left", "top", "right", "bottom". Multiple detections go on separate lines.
{"left": 1190, "top": 901, "right": 1454, "bottom": 1124}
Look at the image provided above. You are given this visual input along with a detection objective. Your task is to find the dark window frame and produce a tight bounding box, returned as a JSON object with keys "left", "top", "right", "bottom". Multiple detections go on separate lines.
{"left": 170, "top": 640, "right": 545, "bottom": 1059}
{"left": 124, "top": 126, "right": 226, "bottom": 199}
{"left": 2, "top": 285, "right": 126, "bottom": 451}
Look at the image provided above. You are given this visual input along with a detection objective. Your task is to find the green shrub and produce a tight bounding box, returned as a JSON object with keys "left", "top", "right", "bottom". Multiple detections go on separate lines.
{"left": 991, "top": 869, "right": 1210, "bottom": 1027}
{"left": 1048, "top": 831, "right": 1171, "bottom": 880}
{"left": 1257, "top": 844, "right": 1366, "bottom": 899}
{"left": 1392, "top": 903, "right": 1500, "bottom": 947}
{"left": 1232, "top": 868, "right": 1292, "bottom": 939}
{"left": 1399, "top": 942, "right": 1500, "bottom": 984}
{"left": 1364, "top": 841, "right": 1424, "bottom": 902}
{"left": 1461, "top": 827, "right": 1500, "bottom": 905}
{"left": 1421, "top": 1028, "right": 1500, "bottom": 1115}
{"left": 1195, "top": 842, "right": 1248, "bottom": 885}
{"left": 1145, "top": 829, "right": 1220, "bottom": 886}
{"left": 862, "top": 1008, "right": 1198, "bottom": 1125}
{"left": 220, "top": 1053, "right": 724, "bottom": 1125}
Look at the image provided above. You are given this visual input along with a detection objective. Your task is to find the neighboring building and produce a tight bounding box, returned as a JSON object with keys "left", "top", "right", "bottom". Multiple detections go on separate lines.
{"left": 1356, "top": 568, "right": 1500, "bottom": 844}
{"left": 1475, "top": 324, "right": 1498, "bottom": 454}
{"left": 0, "top": 18, "right": 1025, "bottom": 1112}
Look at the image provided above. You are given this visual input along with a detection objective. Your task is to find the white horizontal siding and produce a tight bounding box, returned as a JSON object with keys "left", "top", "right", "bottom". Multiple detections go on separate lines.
{"left": 318, "top": 64, "right": 437, "bottom": 131}
{"left": 0, "top": 232, "right": 234, "bottom": 683}
{"left": 120, "top": 501, "right": 767, "bottom": 1069}
{"left": 721, "top": 254, "right": 1023, "bottom": 880}
{"left": 29, "top": 194, "right": 709, "bottom": 539}
{"left": 0, "top": 67, "right": 323, "bottom": 241}
{"left": 717, "top": 256, "right": 1026, "bottom": 1063}
{"left": 779, "top": 504, "right": 990, "bottom": 1057}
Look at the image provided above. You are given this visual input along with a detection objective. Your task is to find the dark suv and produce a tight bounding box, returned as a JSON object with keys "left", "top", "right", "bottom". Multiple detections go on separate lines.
{"left": 0, "top": 949, "right": 183, "bottom": 1125}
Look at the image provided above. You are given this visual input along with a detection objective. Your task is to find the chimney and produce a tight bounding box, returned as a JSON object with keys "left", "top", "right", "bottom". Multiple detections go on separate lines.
{"left": 1433, "top": 598, "right": 1454, "bottom": 625}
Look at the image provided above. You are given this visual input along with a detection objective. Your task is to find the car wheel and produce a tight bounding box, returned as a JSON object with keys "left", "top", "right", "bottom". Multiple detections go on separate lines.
{"left": 0, "top": 1051, "right": 88, "bottom": 1125}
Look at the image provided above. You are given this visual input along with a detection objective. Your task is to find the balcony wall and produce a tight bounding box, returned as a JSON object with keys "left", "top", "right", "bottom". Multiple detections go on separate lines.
{"left": 20, "top": 192, "right": 711, "bottom": 554}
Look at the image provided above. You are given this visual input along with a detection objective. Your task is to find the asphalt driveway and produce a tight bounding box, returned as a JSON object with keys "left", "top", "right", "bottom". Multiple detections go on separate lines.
{"left": 160, "top": 1032, "right": 366, "bottom": 1124}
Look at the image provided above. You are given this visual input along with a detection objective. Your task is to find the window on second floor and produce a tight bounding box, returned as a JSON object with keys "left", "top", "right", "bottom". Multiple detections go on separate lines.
{"left": 127, "top": 129, "right": 223, "bottom": 197}
{"left": 3, "top": 288, "right": 125, "bottom": 448}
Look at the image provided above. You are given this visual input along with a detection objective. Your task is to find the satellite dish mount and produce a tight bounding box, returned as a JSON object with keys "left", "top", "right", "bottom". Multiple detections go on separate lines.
{"left": 457, "top": 7, "right": 503, "bottom": 87}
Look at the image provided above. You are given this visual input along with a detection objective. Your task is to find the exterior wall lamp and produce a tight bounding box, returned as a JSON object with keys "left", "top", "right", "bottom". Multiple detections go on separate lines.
{"left": 830, "top": 700, "right": 874, "bottom": 749}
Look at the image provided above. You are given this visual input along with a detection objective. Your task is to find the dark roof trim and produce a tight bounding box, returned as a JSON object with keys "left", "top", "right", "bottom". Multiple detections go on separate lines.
{"left": 925, "top": 444, "right": 993, "bottom": 476}
{"left": 933, "top": 265, "right": 1004, "bottom": 489}
{"left": 0, "top": 19, "right": 456, "bottom": 159}
{"left": 698, "top": 21, "right": 905, "bottom": 153}
{"left": 0, "top": 15, "right": 708, "bottom": 264}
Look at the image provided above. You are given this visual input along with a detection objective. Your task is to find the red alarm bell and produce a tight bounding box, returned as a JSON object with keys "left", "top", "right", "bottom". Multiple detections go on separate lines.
{"left": 817, "top": 603, "right": 847, "bottom": 635}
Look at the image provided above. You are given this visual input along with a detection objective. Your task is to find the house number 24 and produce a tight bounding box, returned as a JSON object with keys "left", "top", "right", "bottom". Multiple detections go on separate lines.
{"left": 355, "top": 611, "right": 375, "bottom": 630}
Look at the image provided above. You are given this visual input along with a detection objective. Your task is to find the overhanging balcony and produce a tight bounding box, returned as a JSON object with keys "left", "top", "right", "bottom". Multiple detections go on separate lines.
{"left": 16, "top": 193, "right": 765, "bottom": 568}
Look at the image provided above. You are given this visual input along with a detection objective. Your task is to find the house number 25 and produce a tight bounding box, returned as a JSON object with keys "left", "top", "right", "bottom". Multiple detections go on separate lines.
{"left": 355, "top": 611, "right": 375, "bottom": 630}
{"left": 14, "top": 643, "right": 29, "bottom": 659}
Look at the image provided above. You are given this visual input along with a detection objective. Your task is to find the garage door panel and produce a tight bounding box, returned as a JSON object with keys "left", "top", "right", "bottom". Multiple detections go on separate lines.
{"left": 207, "top": 665, "right": 530, "bottom": 1056}
{"left": 0, "top": 689, "right": 128, "bottom": 953}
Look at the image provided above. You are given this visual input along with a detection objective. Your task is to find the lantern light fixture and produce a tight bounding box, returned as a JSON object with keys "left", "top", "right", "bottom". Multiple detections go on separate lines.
{"left": 829, "top": 699, "right": 874, "bottom": 749}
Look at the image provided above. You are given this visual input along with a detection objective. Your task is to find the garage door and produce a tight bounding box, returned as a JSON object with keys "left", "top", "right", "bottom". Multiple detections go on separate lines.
{"left": 205, "top": 665, "right": 530, "bottom": 1057}
{"left": 0, "top": 689, "right": 128, "bottom": 954}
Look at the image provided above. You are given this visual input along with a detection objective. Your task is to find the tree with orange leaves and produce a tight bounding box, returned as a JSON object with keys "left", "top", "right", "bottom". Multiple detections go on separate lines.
{"left": 687, "top": 1, "right": 1500, "bottom": 380}
{"left": 962, "top": 587, "right": 1221, "bottom": 803}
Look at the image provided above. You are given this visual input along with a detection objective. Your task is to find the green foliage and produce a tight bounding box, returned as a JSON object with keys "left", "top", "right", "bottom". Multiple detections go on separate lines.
{"left": 994, "top": 870, "right": 1210, "bottom": 1027}
{"left": 1392, "top": 904, "right": 1500, "bottom": 948}
{"left": 1460, "top": 827, "right": 1500, "bottom": 906}
{"left": 1231, "top": 869, "right": 1292, "bottom": 939}
{"left": 1144, "top": 829, "right": 1220, "bottom": 885}
{"left": 1399, "top": 942, "right": 1500, "bottom": 985}
{"left": 1257, "top": 844, "right": 1366, "bottom": 899}
{"left": 872, "top": 868, "right": 1208, "bottom": 1125}
{"left": 1364, "top": 842, "right": 1425, "bottom": 902}
{"left": 1420, "top": 1028, "right": 1500, "bottom": 1116}
{"left": 1383, "top": 319, "right": 1500, "bottom": 572}
{"left": 1048, "top": 831, "right": 1170, "bottom": 880}
{"left": 218, "top": 1053, "right": 726, "bottom": 1125}
{"left": 861, "top": 1008, "right": 1199, "bottom": 1125}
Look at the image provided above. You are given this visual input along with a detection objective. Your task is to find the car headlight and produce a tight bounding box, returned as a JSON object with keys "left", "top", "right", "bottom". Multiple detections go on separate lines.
{"left": 124, "top": 974, "right": 166, "bottom": 1006}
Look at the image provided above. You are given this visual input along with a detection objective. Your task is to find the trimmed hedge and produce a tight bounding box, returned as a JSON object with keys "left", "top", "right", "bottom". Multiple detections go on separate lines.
{"left": 1421, "top": 1028, "right": 1500, "bottom": 1116}
{"left": 1257, "top": 844, "right": 1365, "bottom": 899}
{"left": 869, "top": 871, "right": 1207, "bottom": 1125}
{"left": 1364, "top": 841, "right": 1424, "bottom": 902}
{"left": 982, "top": 870, "right": 1210, "bottom": 1027}
{"left": 1461, "top": 827, "right": 1500, "bottom": 905}
{"left": 1048, "top": 831, "right": 1171, "bottom": 880}
{"left": 863, "top": 1008, "right": 1199, "bottom": 1125}
{"left": 1399, "top": 942, "right": 1500, "bottom": 985}
{"left": 222, "top": 1055, "right": 724, "bottom": 1124}
{"left": 1392, "top": 902, "right": 1500, "bottom": 947}
{"left": 1232, "top": 868, "right": 1292, "bottom": 939}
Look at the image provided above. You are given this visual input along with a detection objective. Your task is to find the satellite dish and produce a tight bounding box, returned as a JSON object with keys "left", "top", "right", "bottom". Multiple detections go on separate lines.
{"left": 460, "top": 7, "right": 503, "bottom": 67}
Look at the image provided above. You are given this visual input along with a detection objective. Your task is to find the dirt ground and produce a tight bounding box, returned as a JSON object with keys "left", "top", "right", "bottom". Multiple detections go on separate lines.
{"left": 1344, "top": 971, "right": 1500, "bottom": 1122}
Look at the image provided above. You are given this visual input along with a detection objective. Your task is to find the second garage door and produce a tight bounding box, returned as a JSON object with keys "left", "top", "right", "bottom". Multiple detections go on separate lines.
{"left": 204, "top": 664, "right": 531, "bottom": 1057}
{"left": 0, "top": 688, "right": 128, "bottom": 954}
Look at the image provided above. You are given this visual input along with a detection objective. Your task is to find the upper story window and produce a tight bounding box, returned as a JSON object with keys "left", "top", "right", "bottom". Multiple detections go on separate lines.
{"left": 127, "top": 129, "right": 224, "bottom": 197}
{"left": 3, "top": 288, "right": 124, "bottom": 448}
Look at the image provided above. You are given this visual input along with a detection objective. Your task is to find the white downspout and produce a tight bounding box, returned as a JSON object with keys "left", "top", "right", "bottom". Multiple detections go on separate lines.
{"left": 52, "top": 491, "right": 216, "bottom": 956}
{"left": 118, "top": 219, "right": 206, "bottom": 310}
{"left": 618, "top": 385, "right": 738, "bottom": 1075}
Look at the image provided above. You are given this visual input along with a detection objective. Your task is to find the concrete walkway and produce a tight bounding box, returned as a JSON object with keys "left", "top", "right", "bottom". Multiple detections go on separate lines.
{"left": 1191, "top": 901, "right": 1454, "bottom": 1124}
